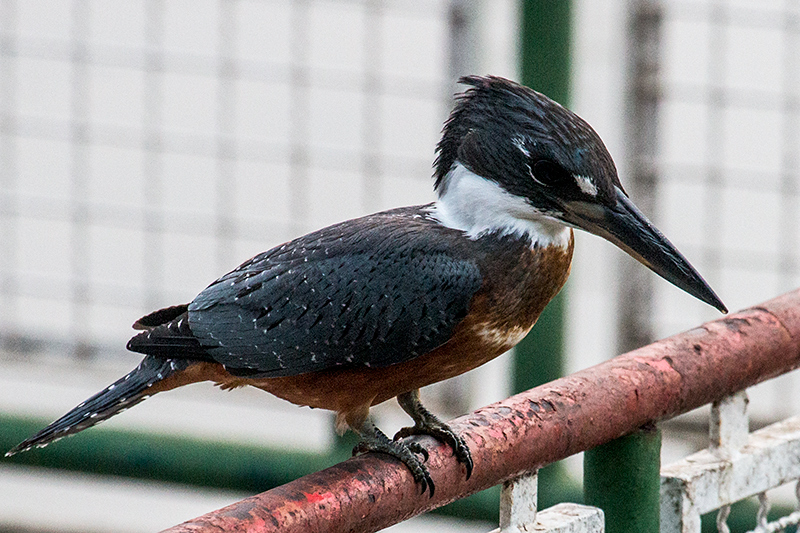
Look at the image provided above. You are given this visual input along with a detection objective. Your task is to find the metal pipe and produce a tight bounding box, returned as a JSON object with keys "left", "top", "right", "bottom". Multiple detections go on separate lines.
{"left": 162, "top": 289, "right": 800, "bottom": 533}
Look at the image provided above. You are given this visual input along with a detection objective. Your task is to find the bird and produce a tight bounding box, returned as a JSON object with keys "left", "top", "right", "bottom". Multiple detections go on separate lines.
{"left": 6, "top": 76, "right": 726, "bottom": 497}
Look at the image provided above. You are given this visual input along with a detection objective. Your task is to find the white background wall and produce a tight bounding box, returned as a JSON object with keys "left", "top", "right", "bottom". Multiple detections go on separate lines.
{"left": 0, "top": 1, "right": 516, "bottom": 531}
{"left": 570, "top": 0, "right": 800, "bottom": 426}
{"left": 4, "top": 0, "right": 800, "bottom": 530}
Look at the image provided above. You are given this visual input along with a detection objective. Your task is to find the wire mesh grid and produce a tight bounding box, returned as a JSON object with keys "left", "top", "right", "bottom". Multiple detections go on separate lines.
{"left": 647, "top": 0, "right": 800, "bottom": 339}
{"left": 0, "top": 0, "right": 454, "bottom": 356}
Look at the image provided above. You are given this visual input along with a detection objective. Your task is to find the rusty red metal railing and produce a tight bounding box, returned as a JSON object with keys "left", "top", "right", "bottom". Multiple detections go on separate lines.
{"left": 162, "top": 289, "right": 800, "bottom": 533}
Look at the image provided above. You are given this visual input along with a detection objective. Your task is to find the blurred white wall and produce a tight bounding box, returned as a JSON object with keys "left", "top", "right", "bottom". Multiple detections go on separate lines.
{"left": 569, "top": 0, "right": 800, "bottom": 427}
{"left": 4, "top": 0, "right": 800, "bottom": 530}
{"left": 0, "top": 1, "right": 515, "bottom": 531}
{"left": 1, "top": 0, "right": 453, "bottom": 349}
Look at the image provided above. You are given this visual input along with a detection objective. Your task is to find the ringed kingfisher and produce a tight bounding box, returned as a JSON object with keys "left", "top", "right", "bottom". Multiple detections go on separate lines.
{"left": 7, "top": 76, "right": 726, "bottom": 496}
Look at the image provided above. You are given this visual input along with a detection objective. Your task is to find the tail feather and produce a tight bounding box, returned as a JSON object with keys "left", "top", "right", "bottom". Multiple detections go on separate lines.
{"left": 6, "top": 356, "right": 190, "bottom": 457}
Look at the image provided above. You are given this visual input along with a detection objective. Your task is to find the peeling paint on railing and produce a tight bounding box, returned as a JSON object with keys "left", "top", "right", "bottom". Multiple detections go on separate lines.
{"left": 162, "top": 289, "right": 800, "bottom": 533}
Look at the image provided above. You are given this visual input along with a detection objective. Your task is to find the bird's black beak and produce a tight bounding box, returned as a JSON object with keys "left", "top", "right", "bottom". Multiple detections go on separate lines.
{"left": 560, "top": 187, "right": 727, "bottom": 313}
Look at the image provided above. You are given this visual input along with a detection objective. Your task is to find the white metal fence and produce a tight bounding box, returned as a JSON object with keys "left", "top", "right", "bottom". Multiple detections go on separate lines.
{"left": 481, "top": 390, "right": 800, "bottom": 532}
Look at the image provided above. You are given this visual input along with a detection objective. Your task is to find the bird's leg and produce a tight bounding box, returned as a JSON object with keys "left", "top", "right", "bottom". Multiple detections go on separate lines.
{"left": 352, "top": 417, "right": 435, "bottom": 497}
{"left": 394, "top": 389, "right": 473, "bottom": 480}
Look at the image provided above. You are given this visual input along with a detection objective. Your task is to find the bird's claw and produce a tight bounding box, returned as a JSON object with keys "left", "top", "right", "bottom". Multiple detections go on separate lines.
{"left": 417, "top": 466, "right": 435, "bottom": 497}
{"left": 352, "top": 437, "right": 435, "bottom": 497}
{"left": 393, "top": 426, "right": 418, "bottom": 441}
{"left": 394, "top": 424, "right": 473, "bottom": 480}
{"left": 404, "top": 440, "right": 429, "bottom": 461}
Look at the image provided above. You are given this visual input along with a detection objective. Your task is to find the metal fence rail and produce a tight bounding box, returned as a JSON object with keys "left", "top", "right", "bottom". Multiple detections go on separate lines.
{"left": 662, "top": 391, "right": 800, "bottom": 533}
{"left": 160, "top": 289, "right": 800, "bottom": 533}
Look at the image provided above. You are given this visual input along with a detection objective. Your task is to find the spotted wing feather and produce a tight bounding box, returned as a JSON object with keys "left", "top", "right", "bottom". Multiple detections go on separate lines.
{"left": 187, "top": 207, "right": 483, "bottom": 377}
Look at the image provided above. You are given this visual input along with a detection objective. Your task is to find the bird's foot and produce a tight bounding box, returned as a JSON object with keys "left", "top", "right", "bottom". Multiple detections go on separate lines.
{"left": 394, "top": 420, "right": 472, "bottom": 480}
{"left": 353, "top": 419, "right": 435, "bottom": 497}
{"left": 395, "top": 390, "right": 473, "bottom": 480}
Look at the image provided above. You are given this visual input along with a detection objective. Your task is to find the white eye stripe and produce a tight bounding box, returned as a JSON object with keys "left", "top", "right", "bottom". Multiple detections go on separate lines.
{"left": 513, "top": 134, "right": 600, "bottom": 198}
{"left": 574, "top": 174, "right": 598, "bottom": 196}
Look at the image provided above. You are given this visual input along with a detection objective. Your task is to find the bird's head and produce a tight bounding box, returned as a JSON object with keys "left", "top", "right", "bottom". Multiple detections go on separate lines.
{"left": 434, "top": 75, "right": 726, "bottom": 313}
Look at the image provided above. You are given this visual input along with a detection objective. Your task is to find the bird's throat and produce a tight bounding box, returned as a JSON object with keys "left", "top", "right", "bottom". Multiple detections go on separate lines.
{"left": 432, "top": 162, "right": 571, "bottom": 249}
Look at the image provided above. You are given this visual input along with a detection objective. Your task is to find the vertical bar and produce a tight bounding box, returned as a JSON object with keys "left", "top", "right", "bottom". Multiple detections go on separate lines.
{"left": 778, "top": 3, "right": 799, "bottom": 293}
{"left": 143, "top": 0, "right": 166, "bottom": 310}
{"left": 700, "top": 3, "right": 726, "bottom": 296}
{"left": 361, "top": 0, "right": 382, "bottom": 215}
{"left": 519, "top": 0, "right": 571, "bottom": 105}
{"left": 0, "top": 0, "right": 19, "bottom": 334}
{"left": 215, "top": 0, "right": 237, "bottom": 273}
{"left": 660, "top": 476, "right": 701, "bottom": 533}
{"left": 288, "top": 0, "right": 310, "bottom": 235}
{"left": 710, "top": 391, "right": 748, "bottom": 532}
{"left": 69, "top": 0, "right": 92, "bottom": 357}
{"left": 617, "top": 2, "right": 661, "bottom": 354}
{"left": 709, "top": 391, "right": 748, "bottom": 453}
{"left": 514, "top": 0, "right": 571, "bottom": 398}
{"left": 515, "top": 0, "right": 573, "bottom": 510}
{"left": 584, "top": 425, "right": 662, "bottom": 533}
{"left": 499, "top": 471, "right": 538, "bottom": 530}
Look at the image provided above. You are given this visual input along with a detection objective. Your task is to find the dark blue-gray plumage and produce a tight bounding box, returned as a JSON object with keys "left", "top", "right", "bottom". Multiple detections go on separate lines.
{"left": 174, "top": 207, "right": 482, "bottom": 376}
{"left": 8, "top": 76, "right": 726, "bottom": 497}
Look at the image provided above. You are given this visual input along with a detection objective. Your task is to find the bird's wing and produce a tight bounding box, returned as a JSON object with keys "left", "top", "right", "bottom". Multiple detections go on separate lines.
{"left": 185, "top": 208, "right": 483, "bottom": 377}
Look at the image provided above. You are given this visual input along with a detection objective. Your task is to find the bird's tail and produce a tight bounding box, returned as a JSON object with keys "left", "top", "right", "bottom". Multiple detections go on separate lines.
{"left": 5, "top": 356, "right": 191, "bottom": 457}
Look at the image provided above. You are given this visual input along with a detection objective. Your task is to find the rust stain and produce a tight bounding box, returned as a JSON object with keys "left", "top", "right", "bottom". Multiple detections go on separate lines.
{"left": 721, "top": 317, "right": 751, "bottom": 333}
{"left": 633, "top": 356, "right": 679, "bottom": 377}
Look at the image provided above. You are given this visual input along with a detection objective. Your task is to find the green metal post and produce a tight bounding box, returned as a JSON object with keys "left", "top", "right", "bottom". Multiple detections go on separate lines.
{"left": 514, "top": 0, "right": 572, "bottom": 427}
{"left": 584, "top": 425, "right": 662, "bottom": 533}
{"left": 515, "top": 0, "right": 577, "bottom": 509}
{"left": 519, "top": 0, "right": 572, "bottom": 107}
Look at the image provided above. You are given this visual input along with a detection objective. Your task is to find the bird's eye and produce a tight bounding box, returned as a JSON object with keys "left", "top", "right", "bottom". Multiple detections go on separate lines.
{"left": 532, "top": 160, "right": 567, "bottom": 188}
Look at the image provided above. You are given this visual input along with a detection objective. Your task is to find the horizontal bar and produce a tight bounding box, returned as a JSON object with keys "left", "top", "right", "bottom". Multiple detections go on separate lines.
{"left": 543, "top": 504, "right": 605, "bottom": 533}
{"left": 662, "top": 415, "right": 800, "bottom": 516}
{"left": 163, "top": 289, "right": 800, "bottom": 533}
{"left": 493, "top": 503, "right": 604, "bottom": 533}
